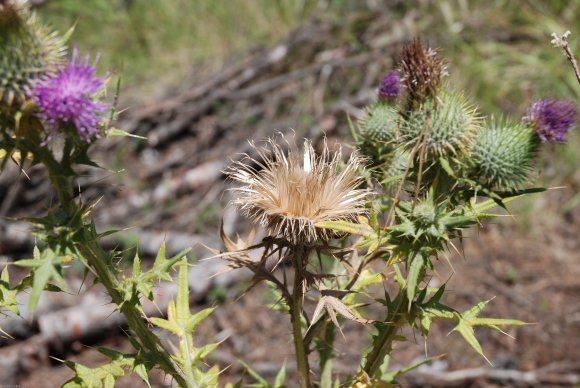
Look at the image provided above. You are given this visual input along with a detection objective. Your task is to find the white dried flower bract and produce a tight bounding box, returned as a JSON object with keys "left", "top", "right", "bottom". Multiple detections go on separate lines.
{"left": 226, "top": 137, "right": 371, "bottom": 244}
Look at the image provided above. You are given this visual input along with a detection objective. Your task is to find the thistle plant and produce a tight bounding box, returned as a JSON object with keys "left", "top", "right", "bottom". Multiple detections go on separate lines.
{"left": 221, "top": 38, "right": 578, "bottom": 386}
{"left": 0, "top": 2, "right": 217, "bottom": 387}
{"left": 1, "top": 1, "right": 578, "bottom": 386}
{"left": 224, "top": 138, "right": 371, "bottom": 387}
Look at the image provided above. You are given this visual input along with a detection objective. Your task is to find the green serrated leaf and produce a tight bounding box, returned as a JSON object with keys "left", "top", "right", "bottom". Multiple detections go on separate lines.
{"left": 187, "top": 307, "right": 215, "bottom": 333}
{"left": 462, "top": 299, "right": 490, "bottom": 320}
{"left": 107, "top": 127, "right": 147, "bottom": 139}
{"left": 344, "top": 270, "right": 383, "bottom": 305}
{"left": 195, "top": 342, "right": 219, "bottom": 363}
{"left": 382, "top": 355, "right": 444, "bottom": 382}
{"left": 320, "top": 358, "right": 333, "bottom": 388}
{"left": 133, "top": 363, "right": 152, "bottom": 388}
{"left": 152, "top": 246, "right": 190, "bottom": 282}
{"left": 16, "top": 247, "right": 68, "bottom": 311}
{"left": 62, "top": 358, "right": 127, "bottom": 388}
{"left": 315, "top": 219, "right": 374, "bottom": 237}
{"left": 438, "top": 157, "right": 456, "bottom": 178}
{"left": 132, "top": 253, "right": 141, "bottom": 278}
{"left": 429, "top": 284, "right": 446, "bottom": 304}
{"left": 453, "top": 319, "right": 488, "bottom": 362}
{"left": 150, "top": 314, "right": 180, "bottom": 336}
{"left": 467, "top": 317, "right": 528, "bottom": 327}
{"left": 406, "top": 252, "right": 425, "bottom": 308}
{"left": 154, "top": 242, "right": 167, "bottom": 267}
{"left": 176, "top": 261, "right": 190, "bottom": 325}
{"left": 239, "top": 359, "right": 270, "bottom": 386}
{"left": 0, "top": 267, "right": 19, "bottom": 315}
{"left": 273, "top": 363, "right": 287, "bottom": 388}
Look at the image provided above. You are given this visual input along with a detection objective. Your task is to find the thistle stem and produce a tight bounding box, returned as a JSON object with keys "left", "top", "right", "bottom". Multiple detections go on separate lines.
{"left": 291, "top": 245, "right": 311, "bottom": 388}
{"left": 42, "top": 151, "right": 191, "bottom": 388}
{"left": 362, "top": 294, "right": 407, "bottom": 376}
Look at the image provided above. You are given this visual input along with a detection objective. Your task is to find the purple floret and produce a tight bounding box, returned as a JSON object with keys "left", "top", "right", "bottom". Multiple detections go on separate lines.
{"left": 526, "top": 99, "right": 577, "bottom": 143}
{"left": 378, "top": 71, "right": 400, "bottom": 101}
{"left": 31, "top": 50, "right": 108, "bottom": 142}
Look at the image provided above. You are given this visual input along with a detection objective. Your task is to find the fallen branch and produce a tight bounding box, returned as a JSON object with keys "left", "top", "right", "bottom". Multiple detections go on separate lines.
{"left": 409, "top": 367, "right": 580, "bottom": 386}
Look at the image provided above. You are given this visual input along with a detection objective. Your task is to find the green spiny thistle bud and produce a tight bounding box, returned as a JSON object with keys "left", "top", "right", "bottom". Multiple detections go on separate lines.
{"left": 470, "top": 119, "right": 539, "bottom": 190}
{"left": 412, "top": 198, "right": 438, "bottom": 228}
{"left": 0, "top": 0, "right": 67, "bottom": 109}
{"left": 399, "top": 92, "right": 480, "bottom": 159}
{"left": 358, "top": 102, "right": 399, "bottom": 144}
{"left": 383, "top": 147, "right": 412, "bottom": 191}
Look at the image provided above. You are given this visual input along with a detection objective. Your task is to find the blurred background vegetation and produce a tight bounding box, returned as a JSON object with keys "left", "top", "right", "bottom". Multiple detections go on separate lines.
{"left": 37, "top": 0, "right": 579, "bottom": 110}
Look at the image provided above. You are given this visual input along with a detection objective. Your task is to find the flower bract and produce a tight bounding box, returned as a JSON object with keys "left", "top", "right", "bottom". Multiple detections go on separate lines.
{"left": 226, "top": 137, "right": 372, "bottom": 244}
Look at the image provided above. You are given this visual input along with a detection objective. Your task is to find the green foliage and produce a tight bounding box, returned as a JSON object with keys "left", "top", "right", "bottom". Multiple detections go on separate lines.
{"left": 15, "top": 246, "right": 69, "bottom": 311}
{"left": 0, "top": 267, "right": 20, "bottom": 337}
{"left": 150, "top": 260, "right": 219, "bottom": 386}
{"left": 62, "top": 347, "right": 153, "bottom": 388}
{"left": 236, "top": 360, "right": 288, "bottom": 388}
{"left": 119, "top": 243, "right": 190, "bottom": 307}
{"left": 416, "top": 292, "right": 528, "bottom": 362}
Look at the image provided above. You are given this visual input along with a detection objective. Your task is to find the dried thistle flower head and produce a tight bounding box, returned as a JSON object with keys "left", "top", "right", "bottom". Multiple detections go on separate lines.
{"left": 400, "top": 38, "right": 447, "bottom": 109}
{"left": 226, "top": 137, "right": 372, "bottom": 244}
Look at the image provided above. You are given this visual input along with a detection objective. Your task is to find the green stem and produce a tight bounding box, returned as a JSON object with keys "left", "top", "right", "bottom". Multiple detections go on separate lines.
{"left": 362, "top": 294, "right": 407, "bottom": 376}
{"left": 42, "top": 151, "right": 191, "bottom": 388}
{"left": 291, "top": 245, "right": 311, "bottom": 388}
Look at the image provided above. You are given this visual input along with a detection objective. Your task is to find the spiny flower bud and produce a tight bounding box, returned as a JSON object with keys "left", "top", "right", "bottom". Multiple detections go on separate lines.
{"left": 470, "top": 119, "right": 538, "bottom": 190}
{"left": 226, "top": 137, "right": 372, "bottom": 244}
{"left": 0, "top": 0, "right": 67, "bottom": 109}
{"left": 358, "top": 102, "right": 399, "bottom": 145}
{"left": 383, "top": 147, "right": 412, "bottom": 192}
{"left": 31, "top": 49, "right": 109, "bottom": 142}
{"left": 412, "top": 198, "right": 438, "bottom": 228}
{"left": 400, "top": 92, "right": 480, "bottom": 159}
{"left": 378, "top": 71, "right": 400, "bottom": 101}
{"left": 524, "top": 99, "right": 577, "bottom": 143}
{"left": 400, "top": 38, "right": 447, "bottom": 109}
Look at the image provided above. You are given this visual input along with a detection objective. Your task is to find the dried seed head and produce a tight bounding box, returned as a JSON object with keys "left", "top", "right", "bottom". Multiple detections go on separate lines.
{"left": 226, "top": 137, "right": 372, "bottom": 244}
{"left": 400, "top": 38, "right": 447, "bottom": 109}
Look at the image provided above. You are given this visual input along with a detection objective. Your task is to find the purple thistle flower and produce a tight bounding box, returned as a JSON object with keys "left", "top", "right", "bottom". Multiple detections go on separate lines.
{"left": 525, "top": 99, "right": 577, "bottom": 143}
{"left": 378, "top": 71, "right": 400, "bottom": 101}
{"left": 31, "top": 49, "right": 108, "bottom": 142}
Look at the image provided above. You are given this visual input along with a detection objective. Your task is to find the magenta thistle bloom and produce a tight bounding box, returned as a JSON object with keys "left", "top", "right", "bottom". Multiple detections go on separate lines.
{"left": 31, "top": 50, "right": 108, "bottom": 142}
{"left": 378, "top": 71, "right": 400, "bottom": 101}
{"left": 525, "top": 99, "right": 577, "bottom": 143}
